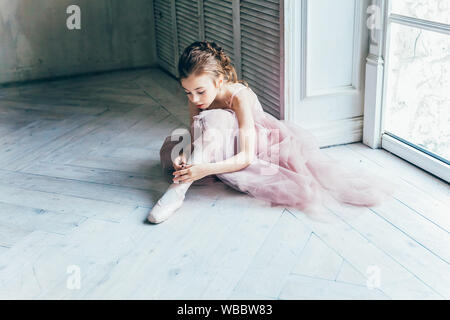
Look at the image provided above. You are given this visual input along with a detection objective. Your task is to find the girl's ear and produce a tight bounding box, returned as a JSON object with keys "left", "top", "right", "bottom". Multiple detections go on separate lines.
{"left": 214, "top": 76, "right": 223, "bottom": 89}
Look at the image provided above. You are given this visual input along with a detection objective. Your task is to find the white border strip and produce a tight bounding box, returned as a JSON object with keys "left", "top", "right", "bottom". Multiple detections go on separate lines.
{"left": 381, "top": 134, "right": 450, "bottom": 183}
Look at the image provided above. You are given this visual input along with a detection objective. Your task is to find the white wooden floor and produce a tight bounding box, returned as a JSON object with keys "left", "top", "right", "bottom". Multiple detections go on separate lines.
{"left": 0, "top": 68, "right": 448, "bottom": 300}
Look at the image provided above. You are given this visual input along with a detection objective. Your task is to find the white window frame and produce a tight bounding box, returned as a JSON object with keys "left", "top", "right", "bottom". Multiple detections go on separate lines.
{"left": 363, "top": 0, "right": 450, "bottom": 183}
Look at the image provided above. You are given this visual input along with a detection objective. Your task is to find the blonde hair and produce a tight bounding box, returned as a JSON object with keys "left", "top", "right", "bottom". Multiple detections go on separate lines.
{"left": 177, "top": 40, "right": 248, "bottom": 88}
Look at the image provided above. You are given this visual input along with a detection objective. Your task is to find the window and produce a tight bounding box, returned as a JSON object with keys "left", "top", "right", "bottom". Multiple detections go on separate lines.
{"left": 380, "top": 0, "right": 450, "bottom": 180}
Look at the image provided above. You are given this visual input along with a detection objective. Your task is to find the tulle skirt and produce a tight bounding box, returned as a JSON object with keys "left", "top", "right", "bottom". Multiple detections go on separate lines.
{"left": 159, "top": 108, "right": 397, "bottom": 216}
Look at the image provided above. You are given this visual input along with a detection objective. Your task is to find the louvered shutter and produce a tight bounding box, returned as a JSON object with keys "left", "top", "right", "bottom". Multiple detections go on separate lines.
{"left": 153, "top": 0, "right": 178, "bottom": 76}
{"left": 175, "top": 0, "right": 202, "bottom": 73}
{"left": 203, "top": 0, "right": 237, "bottom": 69}
{"left": 240, "top": 0, "right": 283, "bottom": 119}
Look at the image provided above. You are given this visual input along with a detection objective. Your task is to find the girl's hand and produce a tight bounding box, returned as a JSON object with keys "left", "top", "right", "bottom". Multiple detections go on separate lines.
{"left": 172, "top": 154, "right": 187, "bottom": 171}
{"left": 173, "top": 164, "right": 209, "bottom": 184}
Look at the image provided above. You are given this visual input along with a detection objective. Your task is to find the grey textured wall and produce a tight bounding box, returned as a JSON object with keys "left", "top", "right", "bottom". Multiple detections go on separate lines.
{"left": 0, "top": 0, "right": 157, "bottom": 85}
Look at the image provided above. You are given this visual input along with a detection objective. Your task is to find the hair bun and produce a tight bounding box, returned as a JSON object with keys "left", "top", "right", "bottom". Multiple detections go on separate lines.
{"left": 205, "top": 41, "right": 222, "bottom": 59}
{"left": 207, "top": 41, "right": 230, "bottom": 70}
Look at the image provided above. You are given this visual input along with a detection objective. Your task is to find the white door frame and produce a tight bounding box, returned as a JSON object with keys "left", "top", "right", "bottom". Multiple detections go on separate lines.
{"left": 283, "top": 0, "right": 302, "bottom": 123}
{"left": 362, "top": 0, "right": 450, "bottom": 182}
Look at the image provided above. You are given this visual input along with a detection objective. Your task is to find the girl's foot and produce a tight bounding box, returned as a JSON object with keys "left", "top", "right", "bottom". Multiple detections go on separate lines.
{"left": 147, "top": 183, "right": 189, "bottom": 224}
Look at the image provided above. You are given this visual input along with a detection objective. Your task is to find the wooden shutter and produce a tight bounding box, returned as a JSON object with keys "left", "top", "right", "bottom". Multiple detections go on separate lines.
{"left": 175, "top": 0, "right": 202, "bottom": 71}
{"left": 153, "top": 0, "right": 178, "bottom": 76}
{"left": 240, "top": 0, "right": 283, "bottom": 119}
{"left": 203, "top": 0, "right": 237, "bottom": 67}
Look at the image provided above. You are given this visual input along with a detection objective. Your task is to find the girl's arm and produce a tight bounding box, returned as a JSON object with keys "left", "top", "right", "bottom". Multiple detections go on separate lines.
{"left": 204, "top": 151, "right": 253, "bottom": 175}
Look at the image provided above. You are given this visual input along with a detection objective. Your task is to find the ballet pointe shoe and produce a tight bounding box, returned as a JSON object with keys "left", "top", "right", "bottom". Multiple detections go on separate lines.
{"left": 147, "top": 181, "right": 191, "bottom": 224}
{"left": 147, "top": 197, "right": 185, "bottom": 224}
{"left": 147, "top": 193, "right": 185, "bottom": 224}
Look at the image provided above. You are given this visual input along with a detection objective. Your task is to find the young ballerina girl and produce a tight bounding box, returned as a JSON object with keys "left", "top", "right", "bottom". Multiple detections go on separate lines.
{"left": 147, "top": 40, "right": 396, "bottom": 224}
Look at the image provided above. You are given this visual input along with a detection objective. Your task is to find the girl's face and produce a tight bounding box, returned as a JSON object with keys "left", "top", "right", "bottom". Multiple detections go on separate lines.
{"left": 181, "top": 74, "right": 222, "bottom": 110}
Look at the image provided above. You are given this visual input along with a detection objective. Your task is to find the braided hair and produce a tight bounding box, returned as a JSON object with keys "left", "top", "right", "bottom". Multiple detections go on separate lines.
{"left": 177, "top": 40, "right": 248, "bottom": 88}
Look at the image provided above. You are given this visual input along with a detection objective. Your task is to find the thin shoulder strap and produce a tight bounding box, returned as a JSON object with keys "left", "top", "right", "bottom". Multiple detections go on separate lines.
{"left": 228, "top": 84, "right": 247, "bottom": 108}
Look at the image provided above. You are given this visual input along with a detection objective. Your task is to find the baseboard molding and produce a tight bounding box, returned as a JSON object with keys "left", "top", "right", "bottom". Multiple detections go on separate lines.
{"left": 300, "top": 116, "right": 364, "bottom": 148}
